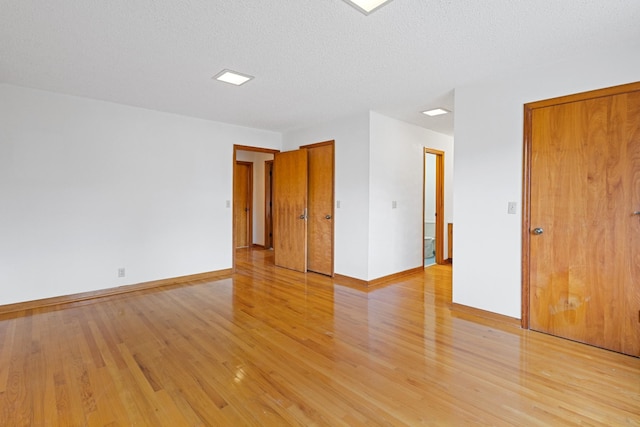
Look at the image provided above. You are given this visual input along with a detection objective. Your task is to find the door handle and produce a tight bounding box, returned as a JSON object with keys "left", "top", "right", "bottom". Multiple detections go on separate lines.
{"left": 325, "top": 214, "right": 332, "bottom": 220}
{"left": 532, "top": 227, "right": 544, "bottom": 235}
{"left": 634, "top": 211, "right": 640, "bottom": 215}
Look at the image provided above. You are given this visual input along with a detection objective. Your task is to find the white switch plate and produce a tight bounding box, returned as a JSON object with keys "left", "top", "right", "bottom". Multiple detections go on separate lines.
{"left": 392, "top": 201, "right": 397, "bottom": 209}
{"left": 337, "top": 200, "right": 341, "bottom": 208}
{"left": 226, "top": 200, "right": 231, "bottom": 208}
{"left": 508, "top": 202, "right": 517, "bottom": 214}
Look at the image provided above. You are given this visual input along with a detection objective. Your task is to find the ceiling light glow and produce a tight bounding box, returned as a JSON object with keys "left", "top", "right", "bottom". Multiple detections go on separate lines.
{"left": 213, "top": 69, "right": 254, "bottom": 86}
{"left": 343, "top": 0, "right": 393, "bottom": 15}
{"left": 422, "top": 108, "right": 450, "bottom": 117}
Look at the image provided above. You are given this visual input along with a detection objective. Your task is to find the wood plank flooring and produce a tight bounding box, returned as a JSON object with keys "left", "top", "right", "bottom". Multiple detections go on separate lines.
{"left": 0, "top": 248, "right": 638, "bottom": 426}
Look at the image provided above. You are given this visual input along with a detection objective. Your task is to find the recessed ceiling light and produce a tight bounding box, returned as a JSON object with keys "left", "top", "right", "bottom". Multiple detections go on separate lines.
{"left": 422, "top": 108, "right": 450, "bottom": 117}
{"left": 343, "top": 0, "right": 394, "bottom": 15}
{"left": 213, "top": 69, "right": 254, "bottom": 86}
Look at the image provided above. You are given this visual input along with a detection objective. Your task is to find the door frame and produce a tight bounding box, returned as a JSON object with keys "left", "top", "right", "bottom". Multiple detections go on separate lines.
{"left": 232, "top": 145, "right": 279, "bottom": 271}
{"left": 520, "top": 81, "right": 640, "bottom": 329}
{"left": 423, "top": 148, "right": 445, "bottom": 265}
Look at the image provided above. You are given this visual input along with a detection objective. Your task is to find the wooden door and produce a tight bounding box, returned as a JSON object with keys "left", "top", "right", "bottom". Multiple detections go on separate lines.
{"left": 264, "top": 160, "right": 274, "bottom": 250}
{"left": 306, "top": 143, "right": 334, "bottom": 276}
{"left": 273, "top": 149, "right": 308, "bottom": 272}
{"left": 234, "top": 161, "right": 252, "bottom": 248}
{"left": 526, "top": 84, "right": 640, "bottom": 356}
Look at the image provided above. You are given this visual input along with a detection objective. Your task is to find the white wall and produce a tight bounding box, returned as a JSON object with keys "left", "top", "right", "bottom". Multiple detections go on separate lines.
{"left": 283, "top": 112, "right": 371, "bottom": 280}
{"left": 453, "top": 43, "right": 640, "bottom": 318}
{"left": 368, "top": 112, "right": 453, "bottom": 279}
{"left": 0, "top": 84, "right": 281, "bottom": 305}
{"left": 235, "top": 150, "right": 274, "bottom": 246}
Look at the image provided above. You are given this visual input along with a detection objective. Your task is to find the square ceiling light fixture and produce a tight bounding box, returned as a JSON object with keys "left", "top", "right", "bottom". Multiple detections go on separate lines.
{"left": 213, "top": 69, "right": 254, "bottom": 86}
{"left": 343, "top": 0, "right": 394, "bottom": 15}
{"left": 422, "top": 108, "right": 450, "bottom": 117}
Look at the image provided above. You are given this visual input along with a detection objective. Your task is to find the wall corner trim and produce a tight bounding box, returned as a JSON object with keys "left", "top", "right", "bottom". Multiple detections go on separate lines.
{"left": 450, "top": 303, "right": 521, "bottom": 329}
{"left": 334, "top": 266, "right": 424, "bottom": 291}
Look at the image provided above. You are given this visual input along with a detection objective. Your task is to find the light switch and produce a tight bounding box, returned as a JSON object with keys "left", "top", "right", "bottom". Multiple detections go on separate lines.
{"left": 508, "top": 202, "right": 517, "bottom": 214}
{"left": 392, "top": 201, "right": 397, "bottom": 209}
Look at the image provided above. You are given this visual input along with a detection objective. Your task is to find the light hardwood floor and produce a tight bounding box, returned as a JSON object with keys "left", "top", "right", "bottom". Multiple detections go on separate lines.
{"left": 0, "top": 248, "right": 638, "bottom": 426}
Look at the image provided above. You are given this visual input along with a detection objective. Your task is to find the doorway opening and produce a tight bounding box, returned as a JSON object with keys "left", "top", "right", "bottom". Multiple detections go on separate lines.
{"left": 423, "top": 148, "right": 445, "bottom": 266}
{"left": 232, "top": 145, "right": 279, "bottom": 271}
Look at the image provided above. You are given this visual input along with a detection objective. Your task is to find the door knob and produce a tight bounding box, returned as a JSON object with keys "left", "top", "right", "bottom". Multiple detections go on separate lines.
{"left": 634, "top": 211, "right": 640, "bottom": 215}
{"left": 325, "top": 214, "right": 332, "bottom": 220}
{"left": 532, "top": 227, "right": 544, "bottom": 235}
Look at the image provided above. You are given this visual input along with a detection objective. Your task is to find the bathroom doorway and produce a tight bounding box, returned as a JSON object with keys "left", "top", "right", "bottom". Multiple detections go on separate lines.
{"left": 423, "top": 148, "right": 444, "bottom": 266}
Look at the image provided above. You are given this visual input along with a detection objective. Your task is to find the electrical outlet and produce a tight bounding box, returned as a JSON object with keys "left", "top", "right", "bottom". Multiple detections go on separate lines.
{"left": 118, "top": 268, "right": 125, "bottom": 278}
{"left": 508, "top": 202, "right": 517, "bottom": 215}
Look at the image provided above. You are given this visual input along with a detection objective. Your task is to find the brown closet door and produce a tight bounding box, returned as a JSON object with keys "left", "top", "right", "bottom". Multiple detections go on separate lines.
{"left": 529, "top": 88, "right": 640, "bottom": 356}
{"left": 234, "top": 162, "right": 252, "bottom": 248}
{"left": 306, "top": 143, "right": 334, "bottom": 276}
{"left": 273, "top": 149, "right": 308, "bottom": 272}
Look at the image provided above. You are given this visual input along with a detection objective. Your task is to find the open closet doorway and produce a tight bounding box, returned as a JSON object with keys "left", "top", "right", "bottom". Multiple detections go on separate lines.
{"left": 423, "top": 148, "right": 445, "bottom": 266}
{"left": 232, "top": 145, "right": 279, "bottom": 271}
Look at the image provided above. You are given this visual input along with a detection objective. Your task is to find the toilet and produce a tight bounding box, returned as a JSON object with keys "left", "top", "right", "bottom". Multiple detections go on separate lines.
{"left": 424, "top": 237, "right": 435, "bottom": 257}
{"left": 424, "top": 222, "right": 436, "bottom": 258}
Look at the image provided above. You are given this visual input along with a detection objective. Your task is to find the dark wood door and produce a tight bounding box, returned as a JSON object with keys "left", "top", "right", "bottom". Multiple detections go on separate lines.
{"left": 234, "top": 161, "right": 252, "bottom": 248}
{"left": 528, "top": 84, "right": 640, "bottom": 356}
{"left": 306, "top": 143, "right": 334, "bottom": 276}
{"left": 273, "top": 149, "right": 308, "bottom": 272}
{"left": 264, "top": 160, "right": 274, "bottom": 250}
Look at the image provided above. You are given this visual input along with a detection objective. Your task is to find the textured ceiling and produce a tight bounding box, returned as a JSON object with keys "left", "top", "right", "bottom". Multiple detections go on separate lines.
{"left": 1, "top": 1, "right": 639, "bottom": 135}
